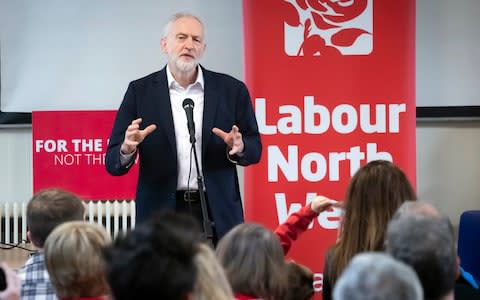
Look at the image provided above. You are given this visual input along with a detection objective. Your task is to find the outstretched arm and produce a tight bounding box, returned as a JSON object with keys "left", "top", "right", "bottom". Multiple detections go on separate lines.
{"left": 274, "top": 196, "right": 338, "bottom": 254}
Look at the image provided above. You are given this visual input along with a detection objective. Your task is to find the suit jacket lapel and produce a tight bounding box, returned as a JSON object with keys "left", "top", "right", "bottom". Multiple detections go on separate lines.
{"left": 152, "top": 67, "right": 177, "bottom": 155}
{"left": 202, "top": 67, "right": 219, "bottom": 159}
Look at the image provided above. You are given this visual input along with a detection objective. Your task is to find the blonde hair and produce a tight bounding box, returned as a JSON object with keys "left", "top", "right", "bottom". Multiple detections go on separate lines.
{"left": 44, "top": 221, "right": 111, "bottom": 298}
{"left": 193, "top": 243, "right": 234, "bottom": 300}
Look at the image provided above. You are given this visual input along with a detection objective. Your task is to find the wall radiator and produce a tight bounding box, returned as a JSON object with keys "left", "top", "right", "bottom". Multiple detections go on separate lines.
{"left": 0, "top": 200, "right": 136, "bottom": 245}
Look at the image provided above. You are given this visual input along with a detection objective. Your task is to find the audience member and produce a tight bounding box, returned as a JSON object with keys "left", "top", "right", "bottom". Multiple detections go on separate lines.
{"left": 104, "top": 212, "right": 209, "bottom": 300}
{"left": 0, "top": 262, "right": 21, "bottom": 300}
{"left": 43, "top": 221, "right": 111, "bottom": 300}
{"left": 275, "top": 195, "right": 339, "bottom": 254}
{"left": 284, "top": 260, "right": 314, "bottom": 300}
{"left": 216, "top": 223, "right": 288, "bottom": 300}
{"left": 394, "top": 201, "right": 440, "bottom": 217}
{"left": 17, "top": 188, "right": 85, "bottom": 300}
{"left": 322, "top": 160, "right": 417, "bottom": 300}
{"left": 391, "top": 201, "right": 480, "bottom": 299}
{"left": 332, "top": 252, "right": 423, "bottom": 300}
{"left": 192, "top": 243, "right": 234, "bottom": 300}
{"left": 386, "top": 215, "right": 456, "bottom": 300}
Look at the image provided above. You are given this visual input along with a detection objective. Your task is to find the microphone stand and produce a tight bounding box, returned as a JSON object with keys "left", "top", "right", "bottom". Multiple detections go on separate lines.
{"left": 189, "top": 132, "right": 215, "bottom": 247}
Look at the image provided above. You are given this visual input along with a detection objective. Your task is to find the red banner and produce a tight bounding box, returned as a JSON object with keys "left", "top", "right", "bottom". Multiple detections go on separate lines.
{"left": 32, "top": 111, "right": 137, "bottom": 200}
{"left": 243, "top": 0, "right": 415, "bottom": 298}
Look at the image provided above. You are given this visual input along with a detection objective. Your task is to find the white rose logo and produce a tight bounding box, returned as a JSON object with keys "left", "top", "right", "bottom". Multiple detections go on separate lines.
{"left": 283, "top": 0, "right": 373, "bottom": 56}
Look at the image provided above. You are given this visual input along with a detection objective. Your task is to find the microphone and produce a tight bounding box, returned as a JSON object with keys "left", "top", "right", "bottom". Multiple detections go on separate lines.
{"left": 182, "top": 98, "right": 195, "bottom": 143}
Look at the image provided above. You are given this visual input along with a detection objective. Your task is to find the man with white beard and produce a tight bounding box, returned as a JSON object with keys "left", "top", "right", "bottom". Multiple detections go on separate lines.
{"left": 106, "top": 12, "right": 261, "bottom": 243}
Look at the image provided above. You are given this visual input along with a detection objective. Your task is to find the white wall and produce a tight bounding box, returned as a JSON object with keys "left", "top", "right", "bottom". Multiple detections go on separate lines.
{"left": 416, "top": 121, "right": 480, "bottom": 225}
{"left": 0, "top": 126, "right": 32, "bottom": 203}
{"left": 414, "top": 0, "right": 480, "bottom": 225}
{"left": 417, "top": 0, "right": 480, "bottom": 107}
{"left": 0, "top": 0, "right": 243, "bottom": 112}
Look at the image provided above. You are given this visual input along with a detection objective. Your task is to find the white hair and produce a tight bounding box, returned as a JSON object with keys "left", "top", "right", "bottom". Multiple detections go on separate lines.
{"left": 333, "top": 252, "right": 423, "bottom": 300}
{"left": 162, "top": 12, "right": 206, "bottom": 40}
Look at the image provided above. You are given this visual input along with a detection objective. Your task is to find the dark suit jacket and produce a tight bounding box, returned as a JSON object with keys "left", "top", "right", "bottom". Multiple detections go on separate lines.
{"left": 105, "top": 66, "right": 262, "bottom": 239}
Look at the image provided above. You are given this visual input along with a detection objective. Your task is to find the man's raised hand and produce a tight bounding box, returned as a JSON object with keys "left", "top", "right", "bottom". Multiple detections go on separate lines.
{"left": 212, "top": 125, "right": 244, "bottom": 156}
{"left": 121, "top": 118, "right": 157, "bottom": 154}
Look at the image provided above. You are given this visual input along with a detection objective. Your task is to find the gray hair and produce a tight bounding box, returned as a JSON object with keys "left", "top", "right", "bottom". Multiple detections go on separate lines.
{"left": 393, "top": 201, "right": 440, "bottom": 219}
{"left": 162, "top": 12, "right": 205, "bottom": 40}
{"left": 392, "top": 201, "right": 457, "bottom": 243}
{"left": 216, "top": 223, "right": 288, "bottom": 299}
{"left": 386, "top": 215, "right": 456, "bottom": 300}
{"left": 333, "top": 252, "right": 423, "bottom": 300}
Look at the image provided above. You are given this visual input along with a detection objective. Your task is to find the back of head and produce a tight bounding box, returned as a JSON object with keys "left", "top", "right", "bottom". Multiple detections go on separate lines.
{"left": 342, "top": 160, "right": 417, "bottom": 249}
{"left": 284, "top": 261, "right": 314, "bottom": 300}
{"left": 386, "top": 215, "right": 456, "bottom": 300}
{"left": 44, "top": 221, "right": 111, "bottom": 298}
{"left": 333, "top": 252, "right": 423, "bottom": 300}
{"left": 216, "top": 223, "right": 287, "bottom": 299}
{"left": 192, "top": 243, "right": 234, "bottom": 300}
{"left": 330, "top": 160, "right": 416, "bottom": 283}
{"left": 394, "top": 201, "right": 441, "bottom": 219}
{"left": 104, "top": 211, "right": 202, "bottom": 300}
{"left": 27, "top": 188, "right": 85, "bottom": 247}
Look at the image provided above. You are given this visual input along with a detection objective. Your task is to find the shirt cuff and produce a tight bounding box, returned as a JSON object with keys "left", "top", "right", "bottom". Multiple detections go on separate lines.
{"left": 120, "top": 149, "right": 136, "bottom": 167}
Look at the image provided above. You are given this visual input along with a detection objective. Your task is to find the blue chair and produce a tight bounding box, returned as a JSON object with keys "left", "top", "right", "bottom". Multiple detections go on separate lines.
{"left": 458, "top": 210, "right": 480, "bottom": 282}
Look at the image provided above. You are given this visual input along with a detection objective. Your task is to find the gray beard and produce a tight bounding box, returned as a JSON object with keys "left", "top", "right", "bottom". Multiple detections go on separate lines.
{"left": 175, "top": 58, "right": 197, "bottom": 73}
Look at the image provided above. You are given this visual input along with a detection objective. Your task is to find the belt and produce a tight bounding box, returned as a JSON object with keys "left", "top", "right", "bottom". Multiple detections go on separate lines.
{"left": 176, "top": 190, "right": 201, "bottom": 202}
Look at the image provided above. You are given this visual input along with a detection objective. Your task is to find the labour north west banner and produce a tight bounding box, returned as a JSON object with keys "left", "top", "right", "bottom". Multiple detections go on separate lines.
{"left": 242, "top": 0, "right": 415, "bottom": 298}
